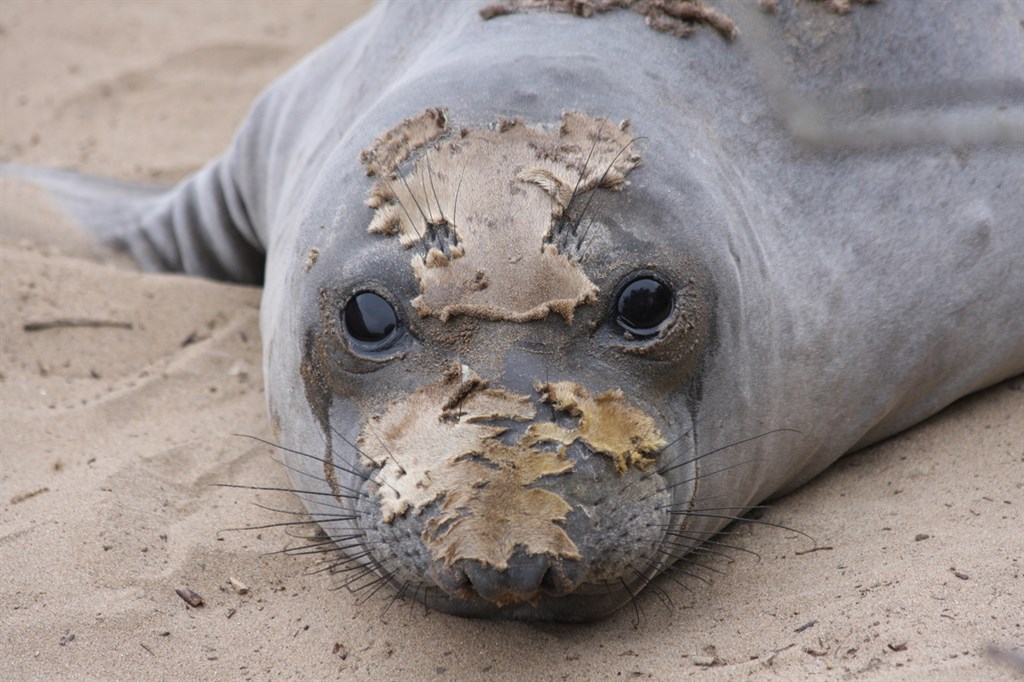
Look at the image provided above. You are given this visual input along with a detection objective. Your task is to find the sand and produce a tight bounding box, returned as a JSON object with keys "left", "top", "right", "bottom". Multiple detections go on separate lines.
{"left": 1, "top": 1, "right": 1021, "bottom": 680}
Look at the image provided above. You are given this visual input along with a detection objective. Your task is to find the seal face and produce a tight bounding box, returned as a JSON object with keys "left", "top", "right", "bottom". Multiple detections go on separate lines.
{"left": 298, "top": 109, "right": 712, "bottom": 619}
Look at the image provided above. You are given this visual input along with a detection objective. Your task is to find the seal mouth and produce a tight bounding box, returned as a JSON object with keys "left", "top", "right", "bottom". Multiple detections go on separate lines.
{"left": 345, "top": 364, "right": 690, "bottom": 618}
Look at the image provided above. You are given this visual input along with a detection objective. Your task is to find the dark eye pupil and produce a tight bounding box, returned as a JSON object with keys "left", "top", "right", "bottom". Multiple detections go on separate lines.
{"left": 344, "top": 292, "right": 397, "bottom": 344}
{"left": 617, "top": 278, "right": 673, "bottom": 335}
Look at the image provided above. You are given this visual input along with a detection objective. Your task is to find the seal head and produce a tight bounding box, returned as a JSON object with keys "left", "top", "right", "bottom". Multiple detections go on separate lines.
{"left": 296, "top": 110, "right": 712, "bottom": 619}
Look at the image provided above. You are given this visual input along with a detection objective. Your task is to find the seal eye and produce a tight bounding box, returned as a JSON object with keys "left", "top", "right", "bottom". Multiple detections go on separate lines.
{"left": 616, "top": 278, "right": 673, "bottom": 336}
{"left": 343, "top": 292, "right": 398, "bottom": 346}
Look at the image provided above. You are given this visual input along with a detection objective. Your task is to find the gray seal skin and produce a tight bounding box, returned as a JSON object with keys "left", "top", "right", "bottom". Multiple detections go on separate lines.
{"left": 14, "top": 0, "right": 1024, "bottom": 621}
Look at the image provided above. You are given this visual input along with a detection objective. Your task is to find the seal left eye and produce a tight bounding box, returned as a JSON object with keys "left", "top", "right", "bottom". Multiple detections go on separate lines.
{"left": 343, "top": 292, "right": 398, "bottom": 345}
{"left": 616, "top": 277, "right": 673, "bottom": 336}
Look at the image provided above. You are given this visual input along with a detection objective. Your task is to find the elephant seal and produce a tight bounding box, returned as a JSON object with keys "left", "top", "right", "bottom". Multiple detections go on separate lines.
{"left": 9, "top": 0, "right": 1023, "bottom": 621}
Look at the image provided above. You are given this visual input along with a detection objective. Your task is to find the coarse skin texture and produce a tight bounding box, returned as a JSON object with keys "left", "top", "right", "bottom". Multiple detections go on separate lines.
{"left": 1, "top": 0, "right": 1023, "bottom": 678}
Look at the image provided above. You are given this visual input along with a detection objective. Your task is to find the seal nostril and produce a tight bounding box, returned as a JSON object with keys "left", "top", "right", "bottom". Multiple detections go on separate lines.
{"left": 540, "top": 564, "right": 559, "bottom": 593}
{"left": 462, "top": 553, "right": 553, "bottom": 605}
{"left": 434, "top": 563, "right": 472, "bottom": 597}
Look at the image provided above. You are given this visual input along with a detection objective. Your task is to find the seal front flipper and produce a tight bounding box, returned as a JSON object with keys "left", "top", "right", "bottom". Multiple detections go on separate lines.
{"left": 1, "top": 155, "right": 265, "bottom": 284}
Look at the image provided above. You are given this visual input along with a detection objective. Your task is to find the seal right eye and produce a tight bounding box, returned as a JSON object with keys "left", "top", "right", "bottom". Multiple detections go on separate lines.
{"left": 343, "top": 292, "right": 398, "bottom": 346}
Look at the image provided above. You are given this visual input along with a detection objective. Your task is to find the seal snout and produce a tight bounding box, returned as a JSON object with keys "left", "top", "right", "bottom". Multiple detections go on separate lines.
{"left": 356, "top": 365, "right": 676, "bottom": 616}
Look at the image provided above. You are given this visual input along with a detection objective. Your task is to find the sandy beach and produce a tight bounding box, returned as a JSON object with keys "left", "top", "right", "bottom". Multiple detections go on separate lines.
{"left": 1, "top": 1, "right": 1021, "bottom": 679}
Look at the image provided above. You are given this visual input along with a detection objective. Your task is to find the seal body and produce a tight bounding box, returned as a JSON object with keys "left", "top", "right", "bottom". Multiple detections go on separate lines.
{"left": 19, "top": 0, "right": 1024, "bottom": 620}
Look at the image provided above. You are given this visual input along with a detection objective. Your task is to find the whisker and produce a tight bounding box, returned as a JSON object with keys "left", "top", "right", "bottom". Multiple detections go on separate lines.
{"left": 318, "top": 427, "right": 377, "bottom": 482}
{"left": 563, "top": 116, "right": 609, "bottom": 220}
{"left": 617, "top": 431, "right": 693, "bottom": 495}
{"left": 631, "top": 566, "right": 674, "bottom": 612}
{"left": 653, "top": 545, "right": 728, "bottom": 577}
{"left": 424, "top": 154, "right": 447, "bottom": 225}
{"left": 306, "top": 553, "right": 376, "bottom": 577}
{"left": 654, "top": 529, "right": 763, "bottom": 562}
{"left": 331, "top": 566, "right": 379, "bottom": 591}
{"left": 263, "top": 450, "right": 364, "bottom": 500}
{"left": 451, "top": 159, "right": 468, "bottom": 229}
{"left": 281, "top": 539, "right": 371, "bottom": 558}
{"left": 575, "top": 209, "right": 602, "bottom": 258}
{"left": 339, "top": 558, "right": 390, "bottom": 593}
{"left": 658, "top": 503, "right": 773, "bottom": 513}
{"left": 619, "top": 577, "right": 643, "bottom": 629}
{"left": 318, "top": 549, "right": 377, "bottom": 574}
{"left": 574, "top": 136, "right": 646, "bottom": 255}
{"left": 249, "top": 502, "right": 349, "bottom": 518}
{"left": 656, "top": 560, "right": 715, "bottom": 587}
{"left": 396, "top": 171, "right": 434, "bottom": 247}
{"left": 658, "top": 539, "right": 736, "bottom": 566}
{"left": 653, "top": 459, "right": 765, "bottom": 498}
{"left": 382, "top": 581, "right": 411, "bottom": 616}
{"left": 356, "top": 570, "right": 397, "bottom": 605}
{"left": 664, "top": 510, "right": 816, "bottom": 545}
{"left": 325, "top": 423, "right": 403, "bottom": 496}
{"left": 221, "top": 516, "right": 357, "bottom": 534}
{"left": 212, "top": 482, "right": 356, "bottom": 500}
{"left": 269, "top": 534, "right": 362, "bottom": 554}
{"left": 234, "top": 432, "right": 370, "bottom": 487}
{"left": 657, "top": 428, "right": 802, "bottom": 479}
{"left": 356, "top": 422, "right": 407, "bottom": 476}
{"left": 380, "top": 175, "right": 429, "bottom": 257}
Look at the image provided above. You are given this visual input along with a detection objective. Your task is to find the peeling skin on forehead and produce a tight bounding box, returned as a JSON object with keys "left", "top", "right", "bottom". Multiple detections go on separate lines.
{"left": 358, "top": 365, "right": 665, "bottom": 574}
{"left": 479, "top": 0, "right": 740, "bottom": 41}
{"left": 360, "top": 110, "right": 641, "bottom": 322}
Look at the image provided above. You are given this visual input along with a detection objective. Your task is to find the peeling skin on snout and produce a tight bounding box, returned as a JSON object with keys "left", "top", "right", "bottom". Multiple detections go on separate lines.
{"left": 359, "top": 110, "right": 641, "bottom": 323}
{"left": 358, "top": 366, "right": 666, "bottom": 573}
{"left": 526, "top": 381, "right": 666, "bottom": 473}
